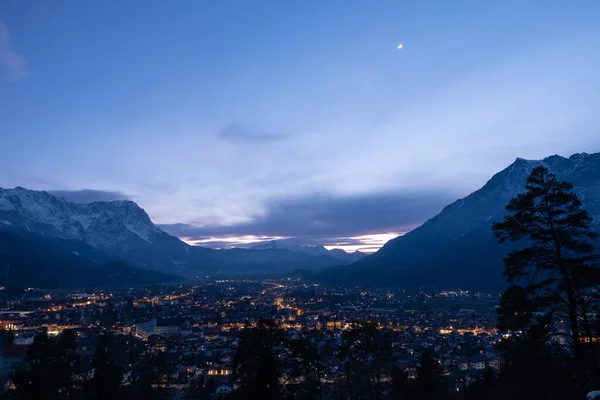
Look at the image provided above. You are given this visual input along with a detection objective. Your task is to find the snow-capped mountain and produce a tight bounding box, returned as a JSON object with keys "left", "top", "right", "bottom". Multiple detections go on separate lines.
{"left": 0, "top": 188, "right": 363, "bottom": 279}
{"left": 250, "top": 240, "right": 328, "bottom": 255}
{"left": 0, "top": 187, "right": 197, "bottom": 272}
{"left": 318, "top": 153, "right": 600, "bottom": 290}
{"left": 0, "top": 187, "right": 161, "bottom": 248}
{"left": 249, "top": 240, "right": 366, "bottom": 263}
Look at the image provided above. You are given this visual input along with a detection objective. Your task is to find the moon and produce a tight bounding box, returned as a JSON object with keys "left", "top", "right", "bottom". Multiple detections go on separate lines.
{"left": 397, "top": 43, "right": 403, "bottom": 49}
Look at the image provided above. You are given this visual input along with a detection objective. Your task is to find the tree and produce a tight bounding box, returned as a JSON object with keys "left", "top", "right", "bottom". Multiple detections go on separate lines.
{"left": 390, "top": 367, "right": 411, "bottom": 400}
{"left": 12, "top": 331, "right": 77, "bottom": 399}
{"left": 495, "top": 315, "right": 577, "bottom": 400}
{"left": 339, "top": 322, "right": 392, "bottom": 400}
{"left": 86, "top": 332, "right": 122, "bottom": 400}
{"left": 496, "top": 285, "right": 537, "bottom": 334}
{"left": 102, "top": 301, "right": 118, "bottom": 330}
{"left": 464, "top": 367, "right": 497, "bottom": 400}
{"left": 233, "top": 319, "right": 283, "bottom": 400}
{"left": 125, "top": 297, "right": 135, "bottom": 313}
{"left": 413, "top": 350, "right": 447, "bottom": 400}
{"left": 126, "top": 352, "right": 163, "bottom": 400}
{"left": 288, "top": 330, "right": 325, "bottom": 400}
{"left": 493, "top": 166, "right": 599, "bottom": 369}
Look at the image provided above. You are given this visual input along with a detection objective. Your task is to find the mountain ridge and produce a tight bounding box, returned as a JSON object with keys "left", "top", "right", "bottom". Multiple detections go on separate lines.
{"left": 316, "top": 152, "right": 600, "bottom": 289}
{"left": 248, "top": 240, "right": 366, "bottom": 263}
{"left": 0, "top": 187, "right": 362, "bottom": 284}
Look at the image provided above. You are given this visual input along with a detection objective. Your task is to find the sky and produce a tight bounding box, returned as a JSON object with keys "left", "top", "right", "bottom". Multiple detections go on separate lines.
{"left": 1, "top": 1, "right": 600, "bottom": 252}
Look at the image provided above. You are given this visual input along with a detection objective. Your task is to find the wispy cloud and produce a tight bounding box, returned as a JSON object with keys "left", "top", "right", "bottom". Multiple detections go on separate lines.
{"left": 0, "top": 19, "right": 28, "bottom": 81}
{"left": 48, "top": 189, "right": 131, "bottom": 203}
{"left": 158, "top": 190, "right": 455, "bottom": 250}
{"left": 218, "top": 123, "right": 289, "bottom": 143}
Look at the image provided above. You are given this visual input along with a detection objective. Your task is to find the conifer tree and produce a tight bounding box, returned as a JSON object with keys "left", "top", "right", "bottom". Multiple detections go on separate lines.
{"left": 493, "top": 166, "right": 599, "bottom": 374}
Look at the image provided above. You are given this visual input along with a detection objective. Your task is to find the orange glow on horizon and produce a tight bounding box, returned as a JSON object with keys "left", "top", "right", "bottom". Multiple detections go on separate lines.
{"left": 324, "top": 232, "right": 405, "bottom": 253}
{"left": 181, "top": 235, "right": 289, "bottom": 248}
{"left": 181, "top": 232, "right": 405, "bottom": 253}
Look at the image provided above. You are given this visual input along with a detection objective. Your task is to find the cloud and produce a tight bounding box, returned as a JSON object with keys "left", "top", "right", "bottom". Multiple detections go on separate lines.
{"left": 48, "top": 189, "right": 132, "bottom": 204}
{"left": 181, "top": 234, "right": 397, "bottom": 253}
{"left": 159, "top": 190, "right": 456, "bottom": 247}
{"left": 0, "top": 19, "right": 28, "bottom": 81}
{"left": 217, "top": 123, "right": 289, "bottom": 143}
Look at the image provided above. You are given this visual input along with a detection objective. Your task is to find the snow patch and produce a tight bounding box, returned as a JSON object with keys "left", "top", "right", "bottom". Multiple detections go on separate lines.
{"left": 125, "top": 224, "right": 153, "bottom": 244}
{"left": 0, "top": 187, "right": 162, "bottom": 251}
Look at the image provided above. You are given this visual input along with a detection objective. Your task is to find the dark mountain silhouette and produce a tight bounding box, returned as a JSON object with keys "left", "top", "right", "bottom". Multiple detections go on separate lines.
{"left": 0, "top": 231, "right": 181, "bottom": 289}
{"left": 316, "top": 153, "right": 600, "bottom": 290}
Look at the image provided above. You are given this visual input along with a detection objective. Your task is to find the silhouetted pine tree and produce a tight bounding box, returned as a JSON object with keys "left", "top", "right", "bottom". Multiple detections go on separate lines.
{"left": 288, "top": 330, "right": 325, "bottom": 400}
{"left": 413, "top": 350, "right": 447, "bottom": 400}
{"left": 390, "top": 367, "right": 411, "bottom": 400}
{"left": 233, "top": 319, "right": 283, "bottom": 400}
{"left": 339, "top": 322, "right": 393, "bottom": 400}
{"left": 12, "top": 330, "right": 77, "bottom": 399}
{"left": 493, "top": 166, "right": 600, "bottom": 372}
{"left": 495, "top": 315, "right": 578, "bottom": 400}
{"left": 464, "top": 367, "right": 497, "bottom": 400}
{"left": 85, "top": 332, "right": 122, "bottom": 400}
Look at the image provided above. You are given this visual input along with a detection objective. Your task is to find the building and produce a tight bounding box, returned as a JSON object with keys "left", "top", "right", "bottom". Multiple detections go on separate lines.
{"left": 215, "top": 384, "right": 232, "bottom": 395}
{"left": 470, "top": 356, "right": 486, "bottom": 370}
{"left": 0, "top": 345, "right": 28, "bottom": 376}
{"left": 207, "top": 363, "right": 232, "bottom": 377}
{"left": 135, "top": 317, "right": 194, "bottom": 339}
{"left": 156, "top": 318, "right": 193, "bottom": 337}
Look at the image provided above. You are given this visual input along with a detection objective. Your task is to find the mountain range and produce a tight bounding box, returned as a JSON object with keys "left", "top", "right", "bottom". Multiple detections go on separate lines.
{"left": 249, "top": 240, "right": 365, "bottom": 263}
{"left": 315, "top": 152, "right": 600, "bottom": 290}
{"left": 0, "top": 188, "right": 363, "bottom": 288}
{"left": 2, "top": 152, "right": 598, "bottom": 290}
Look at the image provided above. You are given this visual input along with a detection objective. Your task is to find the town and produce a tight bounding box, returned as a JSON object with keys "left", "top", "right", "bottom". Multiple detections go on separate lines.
{"left": 0, "top": 280, "right": 503, "bottom": 398}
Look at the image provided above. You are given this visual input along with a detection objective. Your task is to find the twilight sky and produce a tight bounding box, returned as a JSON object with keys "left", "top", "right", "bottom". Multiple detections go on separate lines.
{"left": 1, "top": 1, "right": 600, "bottom": 252}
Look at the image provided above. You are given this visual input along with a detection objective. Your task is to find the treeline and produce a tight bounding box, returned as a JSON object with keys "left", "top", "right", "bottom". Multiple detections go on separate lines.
{"left": 233, "top": 166, "right": 600, "bottom": 400}
{"left": 1, "top": 330, "right": 165, "bottom": 400}
{"left": 231, "top": 316, "right": 599, "bottom": 400}
{"left": 233, "top": 319, "right": 460, "bottom": 400}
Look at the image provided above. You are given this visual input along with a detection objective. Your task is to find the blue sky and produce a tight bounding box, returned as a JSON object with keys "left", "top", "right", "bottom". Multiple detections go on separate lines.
{"left": 1, "top": 1, "right": 600, "bottom": 251}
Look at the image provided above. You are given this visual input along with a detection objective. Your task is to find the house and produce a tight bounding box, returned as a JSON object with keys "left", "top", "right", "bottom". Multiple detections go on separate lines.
{"left": 203, "top": 326, "right": 220, "bottom": 341}
{"left": 486, "top": 357, "right": 500, "bottom": 370}
{"left": 470, "top": 356, "right": 486, "bottom": 370}
{"left": 0, "top": 345, "right": 28, "bottom": 376}
{"left": 456, "top": 357, "right": 469, "bottom": 370}
{"left": 207, "top": 363, "right": 232, "bottom": 377}
{"left": 215, "top": 384, "right": 232, "bottom": 394}
{"left": 0, "top": 316, "right": 23, "bottom": 331}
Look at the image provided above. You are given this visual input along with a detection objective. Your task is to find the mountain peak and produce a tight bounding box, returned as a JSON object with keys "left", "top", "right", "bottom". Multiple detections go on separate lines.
{"left": 570, "top": 152, "right": 590, "bottom": 160}
{"left": 0, "top": 187, "right": 162, "bottom": 250}
{"left": 322, "top": 151, "right": 600, "bottom": 289}
{"left": 247, "top": 240, "right": 367, "bottom": 262}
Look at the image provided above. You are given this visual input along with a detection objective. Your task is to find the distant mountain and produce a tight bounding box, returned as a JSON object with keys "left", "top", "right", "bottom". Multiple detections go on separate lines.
{"left": 0, "top": 188, "right": 362, "bottom": 286}
{"left": 249, "top": 240, "right": 366, "bottom": 263}
{"left": 317, "top": 153, "right": 600, "bottom": 290}
{"left": 0, "top": 187, "right": 207, "bottom": 275}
